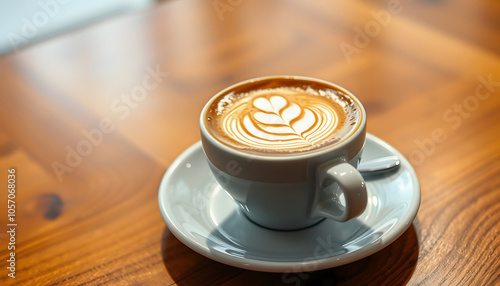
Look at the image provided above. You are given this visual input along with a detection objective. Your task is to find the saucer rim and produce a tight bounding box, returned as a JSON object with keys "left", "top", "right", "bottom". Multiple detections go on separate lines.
{"left": 158, "top": 133, "right": 421, "bottom": 272}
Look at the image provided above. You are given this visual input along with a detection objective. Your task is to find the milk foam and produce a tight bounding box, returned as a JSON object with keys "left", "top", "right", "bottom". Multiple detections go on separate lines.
{"left": 208, "top": 86, "right": 360, "bottom": 154}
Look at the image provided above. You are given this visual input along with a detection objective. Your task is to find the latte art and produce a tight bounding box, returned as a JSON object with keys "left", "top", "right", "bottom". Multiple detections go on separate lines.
{"left": 222, "top": 91, "right": 341, "bottom": 150}
{"left": 206, "top": 84, "right": 361, "bottom": 154}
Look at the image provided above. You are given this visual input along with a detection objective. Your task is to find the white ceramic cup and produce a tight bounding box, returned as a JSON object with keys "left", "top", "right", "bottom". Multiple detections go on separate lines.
{"left": 200, "top": 76, "right": 367, "bottom": 230}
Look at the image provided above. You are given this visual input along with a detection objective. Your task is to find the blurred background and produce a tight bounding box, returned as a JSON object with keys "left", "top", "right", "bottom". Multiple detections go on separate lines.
{"left": 0, "top": 0, "right": 155, "bottom": 55}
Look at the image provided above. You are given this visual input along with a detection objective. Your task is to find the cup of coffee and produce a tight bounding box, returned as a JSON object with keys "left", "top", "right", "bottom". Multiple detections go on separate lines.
{"left": 200, "top": 76, "right": 367, "bottom": 230}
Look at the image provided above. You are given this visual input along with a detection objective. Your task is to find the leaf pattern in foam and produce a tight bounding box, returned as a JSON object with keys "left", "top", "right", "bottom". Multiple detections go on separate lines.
{"left": 251, "top": 95, "right": 315, "bottom": 141}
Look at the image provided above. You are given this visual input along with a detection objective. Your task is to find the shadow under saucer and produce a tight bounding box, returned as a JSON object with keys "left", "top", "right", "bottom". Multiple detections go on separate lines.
{"left": 162, "top": 222, "right": 419, "bottom": 285}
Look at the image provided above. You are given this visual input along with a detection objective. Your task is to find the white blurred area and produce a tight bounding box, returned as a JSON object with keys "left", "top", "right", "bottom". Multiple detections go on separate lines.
{"left": 0, "top": 0, "right": 155, "bottom": 55}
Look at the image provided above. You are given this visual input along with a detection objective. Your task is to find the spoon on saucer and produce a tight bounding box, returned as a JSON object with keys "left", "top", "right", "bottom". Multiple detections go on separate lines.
{"left": 358, "top": 155, "right": 400, "bottom": 174}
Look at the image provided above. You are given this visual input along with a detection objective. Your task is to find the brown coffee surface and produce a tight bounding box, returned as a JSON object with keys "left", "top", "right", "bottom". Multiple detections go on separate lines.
{"left": 205, "top": 78, "right": 361, "bottom": 155}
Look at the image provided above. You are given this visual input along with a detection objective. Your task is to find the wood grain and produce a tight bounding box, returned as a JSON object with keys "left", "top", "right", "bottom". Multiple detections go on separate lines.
{"left": 0, "top": 0, "right": 499, "bottom": 285}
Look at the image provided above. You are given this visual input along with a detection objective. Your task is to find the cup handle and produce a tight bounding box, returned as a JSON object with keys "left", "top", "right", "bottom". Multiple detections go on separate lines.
{"left": 313, "top": 161, "right": 367, "bottom": 222}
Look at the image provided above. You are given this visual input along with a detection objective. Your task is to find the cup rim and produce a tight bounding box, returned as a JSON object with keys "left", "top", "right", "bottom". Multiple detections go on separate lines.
{"left": 200, "top": 75, "right": 366, "bottom": 161}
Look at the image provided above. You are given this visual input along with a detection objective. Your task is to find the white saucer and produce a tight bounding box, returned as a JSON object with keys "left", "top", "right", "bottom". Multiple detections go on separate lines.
{"left": 158, "top": 133, "right": 420, "bottom": 273}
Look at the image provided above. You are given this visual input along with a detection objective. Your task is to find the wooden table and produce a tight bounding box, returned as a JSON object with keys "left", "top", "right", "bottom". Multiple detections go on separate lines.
{"left": 1, "top": 0, "right": 499, "bottom": 285}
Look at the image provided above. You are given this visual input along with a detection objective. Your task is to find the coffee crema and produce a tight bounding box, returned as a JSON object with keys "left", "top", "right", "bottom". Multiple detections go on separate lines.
{"left": 205, "top": 81, "right": 361, "bottom": 155}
